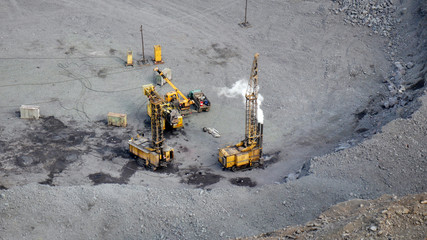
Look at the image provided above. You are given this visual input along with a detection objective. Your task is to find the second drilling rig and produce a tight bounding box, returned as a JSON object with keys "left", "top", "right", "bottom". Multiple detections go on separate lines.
{"left": 218, "top": 53, "right": 264, "bottom": 171}
{"left": 129, "top": 85, "right": 174, "bottom": 170}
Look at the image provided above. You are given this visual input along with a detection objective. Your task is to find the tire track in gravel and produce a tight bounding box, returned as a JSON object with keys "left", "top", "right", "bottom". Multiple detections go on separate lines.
{"left": 158, "top": 0, "right": 254, "bottom": 56}
{"left": 5, "top": 0, "right": 22, "bottom": 20}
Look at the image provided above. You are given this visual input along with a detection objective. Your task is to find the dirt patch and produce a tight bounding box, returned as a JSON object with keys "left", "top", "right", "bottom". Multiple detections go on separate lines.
{"left": 15, "top": 155, "right": 37, "bottom": 167}
{"left": 106, "top": 135, "right": 122, "bottom": 144}
{"left": 180, "top": 167, "right": 223, "bottom": 188}
{"left": 39, "top": 150, "right": 81, "bottom": 186}
{"left": 197, "top": 43, "right": 240, "bottom": 66}
{"left": 230, "top": 177, "right": 257, "bottom": 187}
{"left": 64, "top": 46, "right": 76, "bottom": 55}
{"left": 177, "top": 145, "right": 189, "bottom": 153}
{"left": 0, "top": 140, "right": 5, "bottom": 152}
{"left": 155, "top": 163, "right": 180, "bottom": 174}
{"left": 120, "top": 160, "right": 139, "bottom": 181}
{"left": 88, "top": 160, "right": 139, "bottom": 185}
{"left": 211, "top": 43, "right": 240, "bottom": 60}
{"left": 88, "top": 172, "right": 123, "bottom": 185}
{"left": 1, "top": 116, "right": 94, "bottom": 185}
{"left": 355, "top": 109, "right": 367, "bottom": 120}
{"left": 100, "top": 146, "right": 131, "bottom": 161}
{"left": 263, "top": 151, "right": 281, "bottom": 168}
{"left": 42, "top": 116, "right": 67, "bottom": 132}
{"left": 408, "top": 79, "right": 425, "bottom": 90}
{"left": 39, "top": 174, "right": 54, "bottom": 186}
{"left": 97, "top": 68, "right": 107, "bottom": 78}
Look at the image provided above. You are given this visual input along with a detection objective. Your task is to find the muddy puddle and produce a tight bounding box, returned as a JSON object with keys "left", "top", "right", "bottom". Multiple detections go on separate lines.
{"left": 230, "top": 177, "right": 257, "bottom": 187}
{"left": 88, "top": 160, "right": 139, "bottom": 185}
{"left": 180, "top": 167, "right": 223, "bottom": 188}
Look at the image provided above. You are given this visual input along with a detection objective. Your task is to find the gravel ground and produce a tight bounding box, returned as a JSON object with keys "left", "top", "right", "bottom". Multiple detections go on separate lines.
{"left": 0, "top": 92, "right": 425, "bottom": 239}
{"left": 0, "top": 0, "right": 426, "bottom": 239}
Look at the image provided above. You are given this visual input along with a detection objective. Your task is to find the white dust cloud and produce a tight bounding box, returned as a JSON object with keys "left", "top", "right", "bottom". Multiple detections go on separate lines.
{"left": 218, "top": 79, "right": 264, "bottom": 124}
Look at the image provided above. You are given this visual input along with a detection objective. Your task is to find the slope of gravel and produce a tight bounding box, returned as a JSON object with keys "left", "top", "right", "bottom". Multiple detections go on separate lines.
{"left": 242, "top": 192, "right": 427, "bottom": 240}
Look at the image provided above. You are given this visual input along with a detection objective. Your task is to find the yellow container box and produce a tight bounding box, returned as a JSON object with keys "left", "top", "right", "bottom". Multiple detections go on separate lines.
{"left": 20, "top": 105, "right": 40, "bottom": 119}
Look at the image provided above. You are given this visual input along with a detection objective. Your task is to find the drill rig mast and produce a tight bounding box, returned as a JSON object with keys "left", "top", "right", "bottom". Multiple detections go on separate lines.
{"left": 218, "top": 53, "right": 264, "bottom": 171}
{"left": 146, "top": 85, "right": 165, "bottom": 148}
{"left": 244, "top": 53, "right": 261, "bottom": 150}
{"left": 145, "top": 77, "right": 183, "bottom": 130}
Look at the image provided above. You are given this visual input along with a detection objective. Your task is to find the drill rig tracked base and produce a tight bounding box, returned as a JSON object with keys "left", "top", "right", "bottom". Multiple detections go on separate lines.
{"left": 219, "top": 123, "right": 264, "bottom": 171}
{"left": 129, "top": 136, "right": 174, "bottom": 171}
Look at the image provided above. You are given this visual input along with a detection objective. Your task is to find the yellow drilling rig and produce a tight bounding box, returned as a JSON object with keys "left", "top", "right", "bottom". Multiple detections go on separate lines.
{"left": 129, "top": 85, "right": 174, "bottom": 170}
{"left": 144, "top": 82, "right": 183, "bottom": 130}
{"left": 218, "top": 53, "right": 264, "bottom": 171}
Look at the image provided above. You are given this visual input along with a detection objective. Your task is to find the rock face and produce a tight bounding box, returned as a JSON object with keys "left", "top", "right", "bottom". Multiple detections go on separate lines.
{"left": 242, "top": 193, "right": 427, "bottom": 240}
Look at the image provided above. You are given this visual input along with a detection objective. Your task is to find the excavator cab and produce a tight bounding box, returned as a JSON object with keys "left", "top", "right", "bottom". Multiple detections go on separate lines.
{"left": 164, "top": 91, "right": 179, "bottom": 103}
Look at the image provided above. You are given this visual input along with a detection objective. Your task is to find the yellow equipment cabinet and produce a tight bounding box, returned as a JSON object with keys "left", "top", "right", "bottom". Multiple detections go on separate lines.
{"left": 153, "top": 45, "right": 164, "bottom": 64}
{"left": 126, "top": 50, "right": 133, "bottom": 66}
{"left": 107, "top": 112, "right": 127, "bottom": 127}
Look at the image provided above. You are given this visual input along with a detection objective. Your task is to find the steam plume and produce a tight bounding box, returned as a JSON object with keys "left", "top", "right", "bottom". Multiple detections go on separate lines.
{"left": 219, "top": 79, "right": 264, "bottom": 124}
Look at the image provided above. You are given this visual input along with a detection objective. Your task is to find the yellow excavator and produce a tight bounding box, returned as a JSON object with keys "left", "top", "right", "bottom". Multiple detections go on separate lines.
{"left": 154, "top": 67, "right": 195, "bottom": 115}
{"left": 218, "top": 53, "right": 264, "bottom": 171}
{"left": 129, "top": 85, "right": 174, "bottom": 170}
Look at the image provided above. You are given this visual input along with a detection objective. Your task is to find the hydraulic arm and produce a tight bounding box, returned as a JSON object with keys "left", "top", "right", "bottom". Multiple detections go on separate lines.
{"left": 154, "top": 67, "right": 194, "bottom": 114}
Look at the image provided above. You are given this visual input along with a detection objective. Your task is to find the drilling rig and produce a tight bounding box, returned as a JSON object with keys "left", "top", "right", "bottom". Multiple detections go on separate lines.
{"left": 145, "top": 83, "right": 183, "bottom": 130}
{"left": 129, "top": 84, "right": 174, "bottom": 170}
{"left": 218, "top": 53, "right": 264, "bottom": 171}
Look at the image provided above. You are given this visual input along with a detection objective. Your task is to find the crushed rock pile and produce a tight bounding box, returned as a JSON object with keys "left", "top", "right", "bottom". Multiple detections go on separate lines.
{"left": 240, "top": 192, "right": 427, "bottom": 240}
{"left": 331, "top": 0, "right": 401, "bottom": 37}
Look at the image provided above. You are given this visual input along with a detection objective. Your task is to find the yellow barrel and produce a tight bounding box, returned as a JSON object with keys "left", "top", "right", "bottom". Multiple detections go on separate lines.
{"left": 126, "top": 50, "right": 133, "bottom": 66}
{"left": 154, "top": 45, "right": 162, "bottom": 62}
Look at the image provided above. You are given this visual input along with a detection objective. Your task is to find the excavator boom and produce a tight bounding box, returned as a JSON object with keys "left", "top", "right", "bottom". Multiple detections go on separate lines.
{"left": 154, "top": 67, "right": 192, "bottom": 103}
